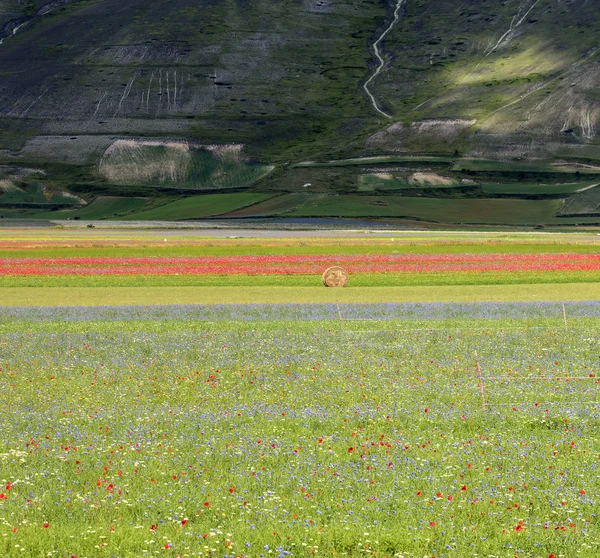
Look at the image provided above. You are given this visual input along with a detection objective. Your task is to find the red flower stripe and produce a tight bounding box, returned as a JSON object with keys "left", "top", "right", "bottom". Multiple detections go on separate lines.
{"left": 0, "top": 253, "right": 599, "bottom": 276}
{"left": 1, "top": 253, "right": 599, "bottom": 266}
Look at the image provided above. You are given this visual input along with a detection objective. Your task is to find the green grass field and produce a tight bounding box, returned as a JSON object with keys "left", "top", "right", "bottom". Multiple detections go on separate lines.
{"left": 1, "top": 234, "right": 599, "bottom": 258}
{"left": 2, "top": 270, "right": 600, "bottom": 289}
{"left": 482, "top": 183, "right": 595, "bottom": 195}
{"left": 289, "top": 196, "right": 566, "bottom": 224}
{"left": 2, "top": 283, "right": 600, "bottom": 306}
{"left": 559, "top": 187, "right": 600, "bottom": 216}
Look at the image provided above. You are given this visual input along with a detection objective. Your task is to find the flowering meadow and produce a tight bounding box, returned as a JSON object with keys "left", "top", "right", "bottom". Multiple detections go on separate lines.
{"left": 0, "top": 302, "right": 599, "bottom": 557}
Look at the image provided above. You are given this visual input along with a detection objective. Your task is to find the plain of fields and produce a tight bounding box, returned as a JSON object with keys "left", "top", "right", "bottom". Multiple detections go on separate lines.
{"left": 1, "top": 230, "right": 600, "bottom": 557}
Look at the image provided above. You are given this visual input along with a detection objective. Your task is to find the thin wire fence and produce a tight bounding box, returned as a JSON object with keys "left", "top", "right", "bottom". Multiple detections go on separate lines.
{"left": 334, "top": 301, "right": 599, "bottom": 412}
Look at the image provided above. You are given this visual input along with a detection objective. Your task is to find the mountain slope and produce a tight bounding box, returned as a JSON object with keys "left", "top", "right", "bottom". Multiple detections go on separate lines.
{"left": 0, "top": 0, "right": 388, "bottom": 160}
{"left": 0, "top": 0, "right": 599, "bottom": 225}
{"left": 1, "top": 0, "right": 598, "bottom": 161}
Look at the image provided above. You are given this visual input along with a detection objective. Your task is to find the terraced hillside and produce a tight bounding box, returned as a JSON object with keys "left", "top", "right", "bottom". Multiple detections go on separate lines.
{"left": 0, "top": 0, "right": 598, "bottom": 224}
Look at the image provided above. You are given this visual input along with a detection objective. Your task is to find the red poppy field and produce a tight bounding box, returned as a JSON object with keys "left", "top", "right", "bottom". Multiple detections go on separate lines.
{"left": 1, "top": 252, "right": 600, "bottom": 277}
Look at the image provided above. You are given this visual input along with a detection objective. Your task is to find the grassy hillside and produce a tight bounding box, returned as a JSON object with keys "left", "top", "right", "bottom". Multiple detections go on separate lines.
{"left": 33, "top": 196, "right": 150, "bottom": 220}
{"left": 0, "top": 0, "right": 598, "bottom": 225}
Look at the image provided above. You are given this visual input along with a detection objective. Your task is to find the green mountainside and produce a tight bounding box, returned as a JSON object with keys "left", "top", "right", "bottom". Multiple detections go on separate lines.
{"left": 0, "top": 0, "right": 599, "bottom": 225}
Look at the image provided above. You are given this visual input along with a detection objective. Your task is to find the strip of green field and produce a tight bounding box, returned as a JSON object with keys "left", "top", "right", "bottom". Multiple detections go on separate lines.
{"left": 1, "top": 270, "right": 599, "bottom": 289}
{"left": 2, "top": 283, "right": 599, "bottom": 306}
{"left": 482, "top": 183, "right": 595, "bottom": 195}
{"left": 119, "top": 193, "right": 273, "bottom": 220}
{"left": 292, "top": 156, "right": 456, "bottom": 168}
{"left": 33, "top": 196, "right": 150, "bottom": 219}
{"left": 1, "top": 239, "right": 600, "bottom": 259}
{"left": 454, "top": 159, "right": 600, "bottom": 176}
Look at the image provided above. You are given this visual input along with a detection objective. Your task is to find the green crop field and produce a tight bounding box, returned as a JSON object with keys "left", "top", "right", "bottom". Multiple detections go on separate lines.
{"left": 482, "top": 183, "right": 595, "bottom": 196}
{"left": 453, "top": 160, "right": 600, "bottom": 177}
{"left": 120, "top": 193, "right": 273, "bottom": 221}
{"left": 559, "top": 187, "right": 600, "bottom": 217}
{"left": 2, "top": 282, "right": 600, "bottom": 306}
{"left": 289, "top": 196, "right": 567, "bottom": 225}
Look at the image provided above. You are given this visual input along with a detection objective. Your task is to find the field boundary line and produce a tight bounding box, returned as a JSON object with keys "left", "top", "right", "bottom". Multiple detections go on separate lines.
{"left": 485, "top": 377, "right": 599, "bottom": 381}
{"left": 339, "top": 325, "right": 595, "bottom": 333}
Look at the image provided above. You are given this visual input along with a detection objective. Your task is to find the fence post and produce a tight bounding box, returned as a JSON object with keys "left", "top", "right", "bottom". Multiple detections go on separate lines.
{"left": 475, "top": 351, "right": 487, "bottom": 412}
{"left": 336, "top": 301, "right": 344, "bottom": 331}
{"left": 562, "top": 302, "right": 568, "bottom": 331}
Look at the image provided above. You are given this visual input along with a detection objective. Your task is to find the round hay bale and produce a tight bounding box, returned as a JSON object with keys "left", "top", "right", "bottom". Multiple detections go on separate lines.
{"left": 322, "top": 266, "right": 348, "bottom": 288}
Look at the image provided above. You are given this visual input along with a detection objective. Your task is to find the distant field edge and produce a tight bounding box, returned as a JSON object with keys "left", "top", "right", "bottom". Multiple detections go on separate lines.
{"left": 1, "top": 283, "right": 599, "bottom": 306}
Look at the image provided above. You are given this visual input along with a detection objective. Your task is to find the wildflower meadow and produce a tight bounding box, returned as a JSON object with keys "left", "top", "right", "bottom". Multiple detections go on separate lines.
{"left": 0, "top": 231, "right": 599, "bottom": 557}
{"left": 0, "top": 302, "right": 599, "bottom": 557}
